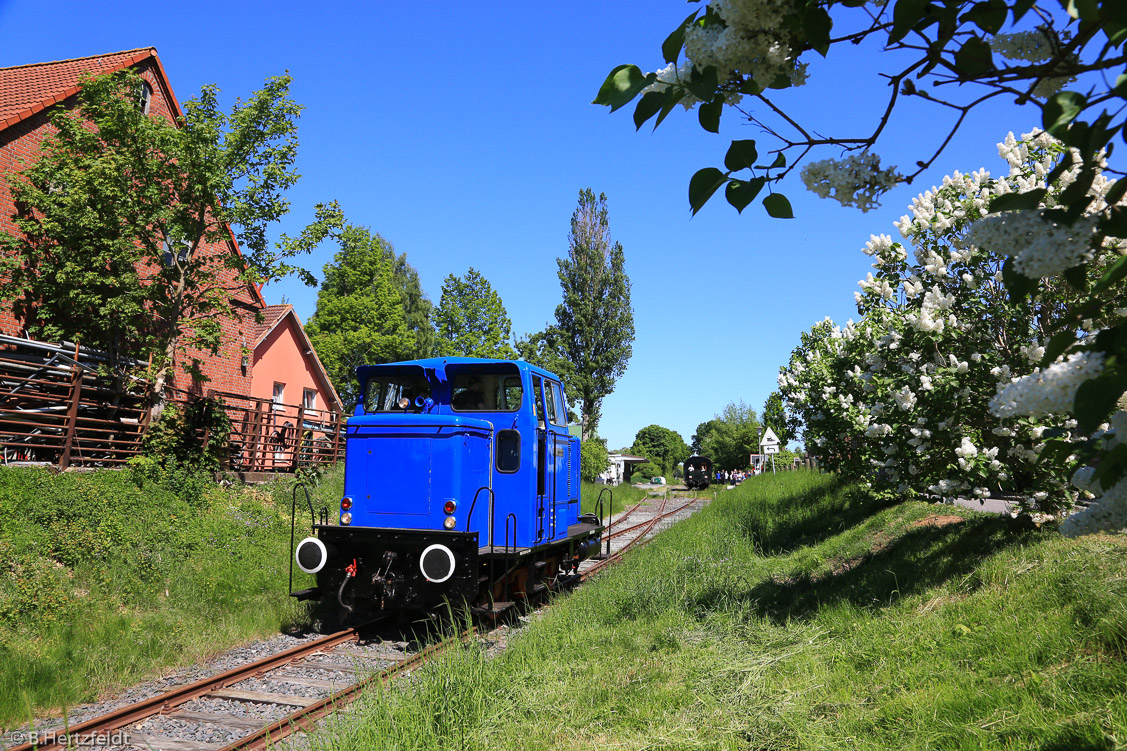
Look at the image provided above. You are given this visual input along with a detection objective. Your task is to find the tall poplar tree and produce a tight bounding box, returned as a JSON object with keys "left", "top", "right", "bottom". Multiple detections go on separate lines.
{"left": 433, "top": 268, "right": 516, "bottom": 359}
{"left": 305, "top": 225, "right": 418, "bottom": 407}
{"left": 555, "top": 189, "right": 634, "bottom": 439}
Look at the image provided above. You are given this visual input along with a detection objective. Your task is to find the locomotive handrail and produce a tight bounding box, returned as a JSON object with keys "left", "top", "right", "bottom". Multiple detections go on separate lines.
{"left": 466, "top": 485, "right": 495, "bottom": 535}
{"left": 504, "top": 512, "right": 517, "bottom": 603}
{"left": 595, "top": 487, "right": 614, "bottom": 557}
{"left": 288, "top": 482, "right": 317, "bottom": 597}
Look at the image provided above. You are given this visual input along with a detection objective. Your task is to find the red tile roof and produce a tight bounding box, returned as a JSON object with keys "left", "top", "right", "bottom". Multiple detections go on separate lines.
{"left": 252, "top": 304, "right": 292, "bottom": 347}
{"left": 0, "top": 48, "right": 156, "bottom": 131}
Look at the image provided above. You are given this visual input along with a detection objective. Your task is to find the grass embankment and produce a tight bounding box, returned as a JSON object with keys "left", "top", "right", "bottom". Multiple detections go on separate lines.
{"left": 580, "top": 481, "right": 648, "bottom": 517}
{"left": 310, "top": 471, "right": 1127, "bottom": 750}
{"left": 0, "top": 463, "right": 338, "bottom": 727}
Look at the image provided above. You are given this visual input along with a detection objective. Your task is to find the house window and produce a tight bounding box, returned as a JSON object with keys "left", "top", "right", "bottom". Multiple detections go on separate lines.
{"left": 303, "top": 388, "right": 317, "bottom": 411}
{"left": 139, "top": 80, "right": 152, "bottom": 115}
{"left": 273, "top": 382, "right": 285, "bottom": 410}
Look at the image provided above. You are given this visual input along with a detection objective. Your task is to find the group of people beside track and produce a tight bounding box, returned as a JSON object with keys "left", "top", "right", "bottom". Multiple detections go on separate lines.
{"left": 716, "top": 468, "right": 755, "bottom": 484}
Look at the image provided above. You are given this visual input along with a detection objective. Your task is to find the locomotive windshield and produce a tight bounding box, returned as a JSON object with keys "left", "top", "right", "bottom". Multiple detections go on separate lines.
{"left": 364, "top": 374, "right": 431, "bottom": 412}
{"left": 449, "top": 369, "right": 523, "bottom": 412}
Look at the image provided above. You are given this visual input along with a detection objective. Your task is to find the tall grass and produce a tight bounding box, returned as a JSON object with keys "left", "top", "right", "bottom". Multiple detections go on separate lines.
{"left": 307, "top": 471, "right": 1127, "bottom": 750}
{"left": 0, "top": 464, "right": 344, "bottom": 727}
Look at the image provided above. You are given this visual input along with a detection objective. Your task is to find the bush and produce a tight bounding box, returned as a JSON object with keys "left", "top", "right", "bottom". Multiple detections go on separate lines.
{"left": 579, "top": 439, "right": 610, "bottom": 483}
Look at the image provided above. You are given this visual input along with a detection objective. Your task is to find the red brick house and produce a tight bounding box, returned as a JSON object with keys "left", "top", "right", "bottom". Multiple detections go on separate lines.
{"left": 0, "top": 48, "right": 341, "bottom": 469}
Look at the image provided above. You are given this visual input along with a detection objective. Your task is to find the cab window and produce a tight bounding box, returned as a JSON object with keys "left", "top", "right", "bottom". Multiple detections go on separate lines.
{"left": 549, "top": 382, "right": 568, "bottom": 426}
{"left": 364, "top": 375, "right": 430, "bottom": 412}
{"left": 450, "top": 372, "right": 523, "bottom": 412}
{"left": 532, "top": 376, "right": 545, "bottom": 427}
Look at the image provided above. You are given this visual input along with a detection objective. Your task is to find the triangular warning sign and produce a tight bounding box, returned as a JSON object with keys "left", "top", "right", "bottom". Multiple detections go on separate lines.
{"left": 760, "top": 427, "right": 780, "bottom": 446}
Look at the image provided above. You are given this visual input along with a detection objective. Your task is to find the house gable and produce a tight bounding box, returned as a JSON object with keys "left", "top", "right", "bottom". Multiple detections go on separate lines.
{"left": 0, "top": 48, "right": 269, "bottom": 397}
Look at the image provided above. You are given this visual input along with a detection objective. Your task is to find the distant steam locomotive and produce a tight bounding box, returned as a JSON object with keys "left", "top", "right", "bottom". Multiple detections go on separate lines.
{"left": 290, "top": 358, "right": 604, "bottom": 622}
{"left": 683, "top": 455, "right": 712, "bottom": 490}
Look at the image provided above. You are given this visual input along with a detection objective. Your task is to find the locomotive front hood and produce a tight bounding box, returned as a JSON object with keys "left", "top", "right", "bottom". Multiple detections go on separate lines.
{"left": 342, "top": 414, "right": 496, "bottom": 528}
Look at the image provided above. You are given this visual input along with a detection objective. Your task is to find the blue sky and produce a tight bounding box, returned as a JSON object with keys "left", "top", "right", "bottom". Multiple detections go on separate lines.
{"left": 0, "top": 1, "right": 1042, "bottom": 452}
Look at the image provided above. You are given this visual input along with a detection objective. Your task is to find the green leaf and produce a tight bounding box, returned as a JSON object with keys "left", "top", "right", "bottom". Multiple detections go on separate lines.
{"left": 633, "top": 91, "right": 666, "bottom": 130}
{"left": 699, "top": 98, "right": 723, "bottom": 133}
{"left": 953, "top": 36, "right": 995, "bottom": 78}
{"left": 767, "top": 152, "right": 786, "bottom": 169}
{"left": 725, "top": 177, "right": 765, "bottom": 213}
{"left": 1092, "top": 442, "right": 1127, "bottom": 488}
{"left": 1057, "top": 168, "right": 1097, "bottom": 214}
{"left": 891, "top": 0, "right": 931, "bottom": 43}
{"left": 1075, "top": 373, "right": 1123, "bottom": 434}
{"left": 1064, "top": 263, "right": 1088, "bottom": 290}
{"left": 1042, "top": 91, "right": 1087, "bottom": 137}
{"left": 1011, "top": 0, "right": 1036, "bottom": 22}
{"left": 654, "top": 87, "right": 686, "bottom": 129}
{"left": 988, "top": 188, "right": 1046, "bottom": 212}
{"left": 803, "top": 5, "right": 834, "bottom": 56}
{"left": 593, "top": 65, "right": 655, "bottom": 113}
{"left": 1002, "top": 257, "right": 1035, "bottom": 299}
{"left": 689, "top": 167, "right": 727, "bottom": 215}
{"left": 738, "top": 78, "right": 763, "bottom": 96}
{"left": 662, "top": 11, "right": 699, "bottom": 64}
{"left": 1104, "top": 175, "right": 1127, "bottom": 207}
{"left": 724, "top": 140, "right": 759, "bottom": 172}
{"left": 1092, "top": 252, "right": 1127, "bottom": 296}
{"left": 961, "top": 0, "right": 1007, "bottom": 33}
{"left": 1066, "top": 0, "right": 1098, "bottom": 20}
{"left": 1042, "top": 329, "right": 1078, "bottom": 367}
{"left": 763, "top": 192, "right": 794, "bottom": 218}
{"left": 1101, "top": 205, "right": 1127, "bottom": 237}
{"left": 685, "top": 66, "right": 719, "bottom": 103}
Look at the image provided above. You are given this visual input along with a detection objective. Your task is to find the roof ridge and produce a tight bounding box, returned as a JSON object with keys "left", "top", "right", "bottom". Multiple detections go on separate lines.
{"left": 0, "top": 47, "right": 156, "bottom": 73}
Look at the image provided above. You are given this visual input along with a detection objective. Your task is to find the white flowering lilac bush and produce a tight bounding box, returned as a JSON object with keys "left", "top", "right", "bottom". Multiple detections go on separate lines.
{"left": 596, "top": 1, "right": 1124, "bottom": 220}
{"left": 779, "top": 132, "right": 1123, "bottom": 515}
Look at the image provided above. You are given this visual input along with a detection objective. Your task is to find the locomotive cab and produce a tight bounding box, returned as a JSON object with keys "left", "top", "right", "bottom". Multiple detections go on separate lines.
{"left": 291, "top": 358, "right": 601, "bottom": 622}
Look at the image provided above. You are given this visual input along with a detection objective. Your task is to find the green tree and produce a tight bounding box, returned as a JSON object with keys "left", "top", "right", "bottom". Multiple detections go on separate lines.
{"left": 305, "top": 225, "right": 418, "bottom": 407}
{"left": 515, "top": 325, "right": 578, "bottom": 419}
{"left": 699, "top": 401, "right": 761, "bottom": 471}
{"left": 632, "top": 424, "right": 690, "bottom": 478}
{"left": 762, "top": 391, "right": 795, "bottom": 446}
{"left": 691, "top": 418, "right": 720, "bottom": 455}
{"left": 579, "top": 438, "right": 610, "bottom": 483}
{"left": 554, "top": 189, "right": 634, "bottom": 440}
{"left": 0, "top": 69, "right": 341, "bottom": 397}
{"left": 385, "top": 248, "right": 434, "bottom": 359}
{"left": 433, "top": 268, "right": 516, "bottom": 359}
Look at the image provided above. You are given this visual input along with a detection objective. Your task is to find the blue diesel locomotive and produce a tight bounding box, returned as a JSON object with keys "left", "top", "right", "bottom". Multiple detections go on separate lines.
{"left": 291, "top": 357, "right": 603, "bottom": 622}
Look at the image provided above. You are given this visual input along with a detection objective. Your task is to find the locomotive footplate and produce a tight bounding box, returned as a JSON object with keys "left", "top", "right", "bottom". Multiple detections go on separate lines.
{"left": 305, "top": 525, "right": 480, "bottom": 615}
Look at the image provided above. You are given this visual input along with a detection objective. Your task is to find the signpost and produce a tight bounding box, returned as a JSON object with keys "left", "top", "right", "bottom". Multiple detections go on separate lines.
{"left": 760, "top": 427, "right": 780, "bottom": 476}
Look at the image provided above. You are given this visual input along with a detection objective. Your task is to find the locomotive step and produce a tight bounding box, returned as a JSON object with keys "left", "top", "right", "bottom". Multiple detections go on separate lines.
{"left": 289, "top": 587, "right": 321, "bottom": 601}
{"left": 471, "top": 601, "right": 515, "bottom": 615}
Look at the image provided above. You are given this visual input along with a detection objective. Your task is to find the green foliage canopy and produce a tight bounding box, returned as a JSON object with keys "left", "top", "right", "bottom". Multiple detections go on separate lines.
{"left": 698, "top": 401, "right": 761, "bottom": 471}
{"left": 305, "top": 225, "right": 421, "bottom": 407}
{"left": 554, "top": 189, "right": 635, "bottom": 440}
{"left": 0, "top": 70, "right": 341, "bottom": 393}
{"left": 632, "top": 424, "right": 690, "bottom": 478}
{"left": 762, "top": 390, "right": 796, "bottom": 446}
{"left": 579, "top": 438, "right": 611, "bottom": 483}
{"left": 433, "top": 268, "right": 516, "bottom": 359}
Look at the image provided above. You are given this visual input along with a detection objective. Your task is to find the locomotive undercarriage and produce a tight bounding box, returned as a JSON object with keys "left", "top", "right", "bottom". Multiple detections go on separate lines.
{"left": 295, "top": 522, "right": 603, "bottom": 625}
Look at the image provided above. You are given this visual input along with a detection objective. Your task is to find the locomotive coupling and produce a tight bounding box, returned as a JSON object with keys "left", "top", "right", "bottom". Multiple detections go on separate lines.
{"left": 295, "top": 537, "right": 336, "bottom": 574}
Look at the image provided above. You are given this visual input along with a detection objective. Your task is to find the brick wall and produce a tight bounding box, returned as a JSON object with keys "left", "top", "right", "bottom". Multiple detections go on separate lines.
{"left": 0, "top": 58, "right": 263, "bottom": 398}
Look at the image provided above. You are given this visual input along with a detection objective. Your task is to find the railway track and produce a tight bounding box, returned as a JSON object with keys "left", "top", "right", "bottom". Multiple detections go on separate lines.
{"left": 7, "top": 491, "right": 707, "bottom": 751}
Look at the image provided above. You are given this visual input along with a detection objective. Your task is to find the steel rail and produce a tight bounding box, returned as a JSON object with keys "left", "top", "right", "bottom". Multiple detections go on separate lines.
{"left": 218, "top": 631, "right": 469, "bottom": 751}
{"left": 8, "top": 629, "right": 363, "bottom": 751}
{"left": 581, "top": 495, "right": 700, "bottom": 581}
